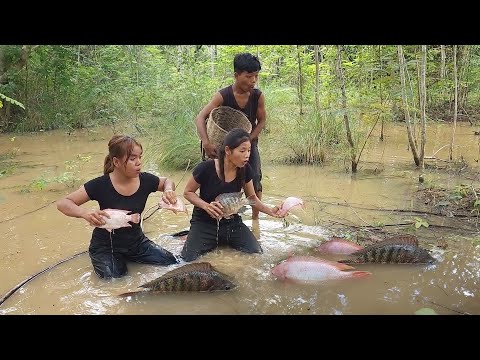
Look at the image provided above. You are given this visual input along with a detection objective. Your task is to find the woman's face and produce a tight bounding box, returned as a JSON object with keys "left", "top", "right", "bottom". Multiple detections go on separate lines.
{"left": 227, "top": 140, "right": 251, "bottom": 167}
{"left": 115, "top": 144, "right": 142, "bottom": 177}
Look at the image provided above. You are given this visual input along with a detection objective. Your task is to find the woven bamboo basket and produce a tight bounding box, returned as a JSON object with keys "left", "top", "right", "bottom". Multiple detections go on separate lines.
{"left": 206, "top": 106, "right": 252, "bottom": 149}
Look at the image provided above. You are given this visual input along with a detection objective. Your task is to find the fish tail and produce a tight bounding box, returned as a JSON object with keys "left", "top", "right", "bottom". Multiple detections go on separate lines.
{"left": 118, "top": 290, "right": 145, "bottom": 297}
{"left": 130, "top": 213, "right": 141, "bottom": 224}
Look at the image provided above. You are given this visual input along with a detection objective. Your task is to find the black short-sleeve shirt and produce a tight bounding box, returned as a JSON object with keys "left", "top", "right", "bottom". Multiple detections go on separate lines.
{"left": 191, "top": 159, "right": 253, "bottom": 221}
{"left": 84, "top": 172, "right": 159, "bottom": 244}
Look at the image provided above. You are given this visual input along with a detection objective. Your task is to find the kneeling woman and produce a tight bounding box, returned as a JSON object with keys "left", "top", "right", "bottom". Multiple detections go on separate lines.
{"left": 181, "top": 128, "right": 284, "bottom": 262}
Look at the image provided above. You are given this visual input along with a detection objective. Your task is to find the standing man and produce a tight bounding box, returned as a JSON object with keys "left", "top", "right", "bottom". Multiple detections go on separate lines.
{"left": 194, "top": 52, "right": 266, "bottom": 220}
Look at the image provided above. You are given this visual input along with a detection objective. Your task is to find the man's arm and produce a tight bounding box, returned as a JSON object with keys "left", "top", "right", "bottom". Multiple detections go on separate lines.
{"left": 195, "top": 92, "right": 224, "bottom": 158}
{"left": 250, "top": 93, "right": 266, "bottom": 141}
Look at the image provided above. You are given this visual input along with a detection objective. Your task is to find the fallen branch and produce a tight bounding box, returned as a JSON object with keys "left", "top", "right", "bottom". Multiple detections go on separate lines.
{"left": 0, "top": 200, "right": 56, "bottom": 224}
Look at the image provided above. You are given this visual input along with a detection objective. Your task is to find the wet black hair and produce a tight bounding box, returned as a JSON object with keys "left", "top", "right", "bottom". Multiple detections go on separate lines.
{"left": 234, "top": 53, "right": 261, "bottom": 73}
{"left": 218, "top": 128, "right": 251, "bottom": 190}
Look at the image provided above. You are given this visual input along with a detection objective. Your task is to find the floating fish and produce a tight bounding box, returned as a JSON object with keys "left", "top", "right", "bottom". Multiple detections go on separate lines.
{"left": 316, "top": 237, "right": 364, "bottom": 255}
{"left": 277, "top": 196, "right": 305, "bottom": 217}
{"left": 159, "top": 197, "right": 188, "bottom": 214}
{"left": 338, "top": 236, "right": 435, "bottom": 264}
{"left": 271, "top": 255, "right": 371, "bottom": 283}
{"left": 118, "top": 262, "right": 236, "bottom": 297}
{"left": 97, "top": 209, "right": 140, "bottom": 233}
{"left": 215, "top": 191, "right": 255, "bottom": 219}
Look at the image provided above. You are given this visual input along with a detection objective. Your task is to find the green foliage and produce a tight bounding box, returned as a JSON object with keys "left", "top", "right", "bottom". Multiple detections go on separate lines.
{"left": 414, "top": 307, "right": 437, "bottom": 315}
{"left": 413, "top": 216, "right": 429, "bottom": 229}
{"left": 2, "top": 44, "right": 480, "bottom": 170}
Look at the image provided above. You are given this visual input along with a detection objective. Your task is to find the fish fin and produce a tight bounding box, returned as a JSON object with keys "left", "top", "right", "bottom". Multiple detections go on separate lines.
{"left": 383, "top": 234, "right": 419, "bottom": 247}
{"left": 108, "top": 209, "right": 130, "bottom": 214}
{"left": 129, "top": 213, "right": 141, "bottom": 224}
{"left": 107, "top": 228, "right": 112, "bottom": 233}
{"left": 350, "top": 271, "right": 371, "bottom": 278}
{"left": 118, "top": 290, "right": 147, "bottom": 297}
{"left": 334, "top": 262, "right": 356, "bottom": 271}
{"left": 237, "top": 206, "right": 247, "bottom": 214}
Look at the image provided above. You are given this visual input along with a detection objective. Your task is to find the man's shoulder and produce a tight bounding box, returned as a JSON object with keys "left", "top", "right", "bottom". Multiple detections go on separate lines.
{"left": 218, "top": 85, "right": 232, "bottom": 97}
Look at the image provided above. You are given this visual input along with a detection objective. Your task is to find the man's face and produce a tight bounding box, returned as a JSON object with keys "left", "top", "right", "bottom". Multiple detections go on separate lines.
{"left": 235, "top": 71, "right": 259, "bottom": 92}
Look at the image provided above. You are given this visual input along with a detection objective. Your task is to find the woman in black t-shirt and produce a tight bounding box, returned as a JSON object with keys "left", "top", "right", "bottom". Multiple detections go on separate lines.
{"left": 180, "top": 128, "right": 285, "bottom": 262}
{"left": 56, "top": 135, "right": 179, "bottom": 279}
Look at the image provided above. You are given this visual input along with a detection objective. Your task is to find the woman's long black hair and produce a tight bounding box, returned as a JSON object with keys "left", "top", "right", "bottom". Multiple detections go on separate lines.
{"left": 217, "top": 128, "right": 251, "bottom": 191}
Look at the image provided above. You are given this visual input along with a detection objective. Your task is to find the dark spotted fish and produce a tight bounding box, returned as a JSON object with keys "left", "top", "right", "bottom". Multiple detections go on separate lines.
{"left": 215, "top": 191, "right": 255, "bottom": 219}
{"left": 338, "top": 236, "right": 435, "bottom": 264}
{"left": 118, "top": 262, "right": 236, "bottom": 297}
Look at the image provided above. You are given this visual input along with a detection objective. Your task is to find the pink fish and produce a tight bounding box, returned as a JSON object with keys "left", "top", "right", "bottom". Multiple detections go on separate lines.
{"left": 271, "top": 255, "right": 371, "bottom": 283}
{"left": 159, "top": 198, "right": 188, "bottom": 214}
{"left": 277, "top": 196, "right": 305, "bottom": 217}
{"left": 98, "top": 209, "right": 141, "bottom": 233}
{"left": 316, "top": 237, "right": 364, "bottom": 255}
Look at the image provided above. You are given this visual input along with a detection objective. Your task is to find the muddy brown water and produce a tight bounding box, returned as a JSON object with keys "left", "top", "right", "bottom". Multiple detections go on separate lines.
{"left": 0, "top": 123, "right": 479, "bottom": 315}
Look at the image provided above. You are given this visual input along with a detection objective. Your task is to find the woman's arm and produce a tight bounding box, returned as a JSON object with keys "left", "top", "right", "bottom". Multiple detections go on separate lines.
{"left": 158, "top": 176, "right": 177, "bottom": 204}
{"left": 56, "top": 185, "right": 109, "bottom": 226}
{"left": 183, "top": 175, "right": 223, "bottom": 220}
{"left": 244, "top": 180, "right": 282, "bottom": 217}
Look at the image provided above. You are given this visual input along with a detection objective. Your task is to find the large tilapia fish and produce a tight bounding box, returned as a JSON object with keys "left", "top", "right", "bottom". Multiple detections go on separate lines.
{"left": 271, "top": 256, "right": 371, "bottom": 283}
{"left": 338, "top": 236, "right": 435, "bottom": 264}
{"left": 97, "top": 209, "right": 140, "bottom": 233}
{"left": 118, "top": 262, "right": 236, "bottom": 297}
{"left": 215, "top": 191, "right": 255, "bottom": 219}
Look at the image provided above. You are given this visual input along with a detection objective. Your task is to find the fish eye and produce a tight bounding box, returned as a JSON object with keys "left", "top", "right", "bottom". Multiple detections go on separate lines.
{"left": 225, "top": 285, "right": 230, "bottom": 290}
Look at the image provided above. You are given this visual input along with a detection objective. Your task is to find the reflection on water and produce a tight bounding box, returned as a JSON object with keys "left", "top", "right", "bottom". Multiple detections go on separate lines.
{"left": 0, "top": 123, "right": 479, "bottom": 314}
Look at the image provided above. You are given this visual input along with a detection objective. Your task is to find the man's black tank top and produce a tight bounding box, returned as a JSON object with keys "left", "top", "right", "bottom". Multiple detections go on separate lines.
{"left": 219, "top": 85, "right": 261, "bottom": 130}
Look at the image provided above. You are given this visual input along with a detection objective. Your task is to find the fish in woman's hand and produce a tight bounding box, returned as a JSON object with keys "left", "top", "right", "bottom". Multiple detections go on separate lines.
{"left": 159, "top": 197, "right": 188, "bottom": 214}
{"left": 215, "top": 191, "right": 255, "bottom": 219}
{"left": 271, "top": 255, "right": 371, "bottom": 283}
{"left": 97, "top": 208, "right": 140, "bottom": 233}
{"left": 276, "top": 196, "right": 305, "bottom": 217}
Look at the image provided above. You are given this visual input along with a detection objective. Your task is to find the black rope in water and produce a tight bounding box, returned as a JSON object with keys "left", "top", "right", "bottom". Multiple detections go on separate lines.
{"left": 0, "top": 250, "right": 88, "bottom": 307}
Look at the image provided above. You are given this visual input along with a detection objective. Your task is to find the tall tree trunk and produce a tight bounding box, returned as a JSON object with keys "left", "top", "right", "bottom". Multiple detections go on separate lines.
{"left": 458, "top": 45, "right": 471, "bottom": 109}
{"left": 296, "top": 45, "right": 304, "bottom": 115}
{"left": 450, "top": 45, "right": 458, "bottom": 161}
{"left": 419, "top": 45, "right": 427, "bottom": 169}
{"left": 440, "top": 45, "right": 446, "bottom": 79}
{"left": 398, "top": 45, "right": 420, "bottom": 166}
{"left": 337, "top": 45, "right": 357, "bottom": 172}
{"left": 210, "top": 45, "right": 216, "bottom": 78}
{"left": 378, "top": 45, "right": 384, "bottom": 141}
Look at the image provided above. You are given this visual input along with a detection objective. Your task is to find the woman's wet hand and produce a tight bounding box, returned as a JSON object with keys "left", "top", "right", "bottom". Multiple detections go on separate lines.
{"left": 84, "top": 209, "right": 109, "bottom": 227}
{"left": 205, "top": 201, "right": 223, "bottom": 220}
{"left": 272, "top": 205, "right": 284, "bottom": 218}
{"left": 162, "top": 189, "right": 177, "bottom": 205}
